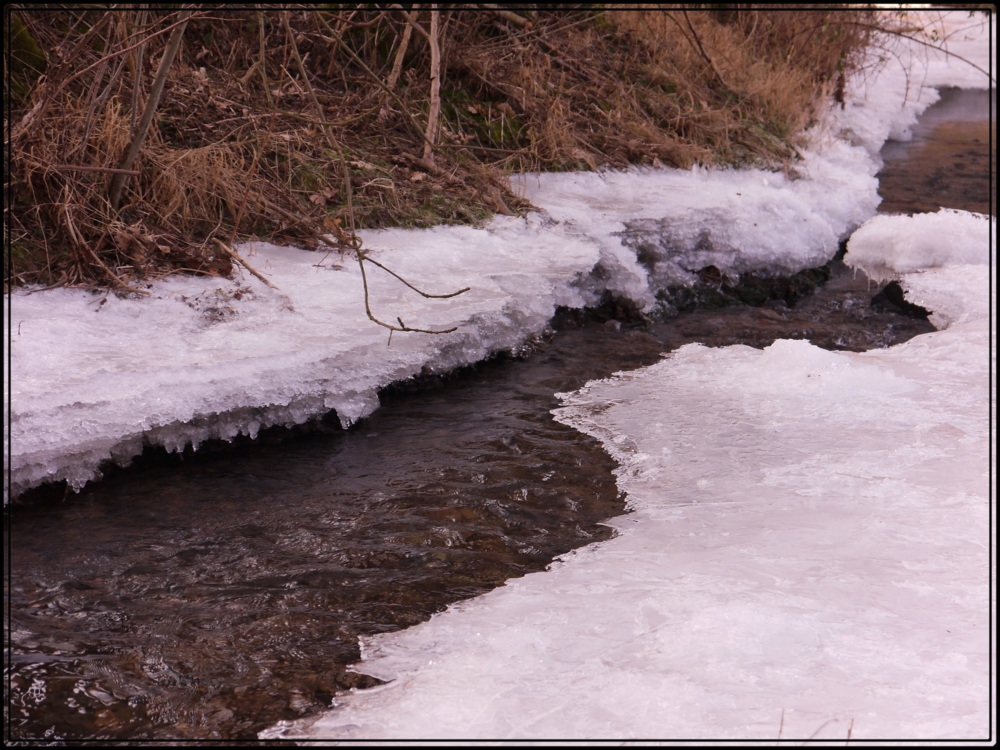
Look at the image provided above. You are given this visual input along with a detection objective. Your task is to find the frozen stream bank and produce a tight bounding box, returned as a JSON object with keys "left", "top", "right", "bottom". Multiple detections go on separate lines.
{"left": 257, "top": 11, "right": 995, "bottom": 743}
{"left": 4, "top": 13, "right": 992, "bottom": 503}
{"left": 6, "top": 134, "right": 878, "bottom": 502}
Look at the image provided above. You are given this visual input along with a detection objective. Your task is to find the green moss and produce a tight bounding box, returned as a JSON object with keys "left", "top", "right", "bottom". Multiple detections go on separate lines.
{"left": 291, "top": 159, "right": 330, "bottom": 193}
{"left": 8, "top": 14, "right": 47, "bottom": 104}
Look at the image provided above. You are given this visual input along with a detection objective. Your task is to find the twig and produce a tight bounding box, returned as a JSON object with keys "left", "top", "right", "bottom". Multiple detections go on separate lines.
{"left": 355, "top": 249, "right": 459, "bottom": 337}
{"left": 54, "top": 165, "right": 141, "bottom": 176}
{"left": 680, "top": 10, "right": 732, "bottom": 92}
{"left": 361, "top": 252, "right": 469, "bottom": 298}
{"left": 75, "top": 232, "right": 151, "bottom": 296}
{"left": 390, "top": 5, "right": 431, "bottom": 41}
{"left": 479, "top": 5, "right": 532, "bottom": 29}
{"left": 850, "top": 20, "right": 995, "bottom": 82}
{"left": 385, "top": 5, "right": 418, "bottom": 92}
{"left": 258, "top": 196, "right": 308, "bottom": 226}
{"left": 315, "top": 14, "right": 436, "bottom": 152}
{"left": 9, "top": 12, "right": 114, "bottom": 143}
{"left": 109, "top": 8, "right": 193, "bottom": 210}
{"left": 400, "top": 151, "right": 444, "bottom": 176}
{"left": 211, "top": 238, "right": 278, "bottom": 289}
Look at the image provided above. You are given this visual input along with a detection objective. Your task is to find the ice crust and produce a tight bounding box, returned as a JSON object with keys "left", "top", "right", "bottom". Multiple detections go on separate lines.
{"left": 5, "top": 216, "right": 597, "bottom": 499}
{"left": 514, "top": 152, "right": 878, "bottom": 296}
{"left": 258, "top": 10, "right": 994, "bottom": 742}
{"left": 265, "top": 317, "right": 990, "bottom": 741}
{"left": 845, "top": 209, "right": 995, "bottom": 329}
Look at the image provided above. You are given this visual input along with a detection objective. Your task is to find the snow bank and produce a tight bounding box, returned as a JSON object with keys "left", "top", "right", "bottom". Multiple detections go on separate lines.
{"left": 4, "top": 217, "right": 597, "bottom": 500}
{"left": 846, "top": 209, "right": 995, "bottom": 329}
{"left": 0, "top": 101, "right": 883, "bottom": 502}
{"left": 4, "top": 10, "right": 992, "bottom": 509}
{"left": 514, "top": 152, "right": 877, "bottom": 300}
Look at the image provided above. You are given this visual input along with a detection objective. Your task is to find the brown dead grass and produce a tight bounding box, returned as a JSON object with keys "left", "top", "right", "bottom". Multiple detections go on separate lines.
{"left": 5, "top": 7, "right": 886, "bottom": 291}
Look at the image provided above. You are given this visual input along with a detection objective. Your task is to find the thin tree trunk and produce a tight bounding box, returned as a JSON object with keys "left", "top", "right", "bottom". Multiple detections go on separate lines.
{"left": 387, "top": 7, "right": 418, "bottom": 92}
{"left": 109, "top": 8, "right": 192, "bottom": 211}
{"left": 423, "top": 6, "right": 440, "bottom": 165}
{"left": 129, "top": 9, "right": 149, "bottom": 134}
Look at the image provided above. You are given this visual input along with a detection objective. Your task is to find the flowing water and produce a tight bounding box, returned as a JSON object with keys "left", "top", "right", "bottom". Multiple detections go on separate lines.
{"left": 4, "top": 88, "right": 991, "bottom": 742}
{"left": 876, "top": 86, "right": 995, "bottom": 216}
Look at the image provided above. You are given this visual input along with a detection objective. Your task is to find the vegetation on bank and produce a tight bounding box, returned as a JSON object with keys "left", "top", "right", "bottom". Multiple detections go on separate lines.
{"left": 5, "top": 7, "right": 907, "bottom": 292}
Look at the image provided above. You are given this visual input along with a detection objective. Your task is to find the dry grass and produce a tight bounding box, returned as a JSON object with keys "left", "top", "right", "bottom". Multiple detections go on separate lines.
{"left": 5, "top": 7, "right": 886, "bottom": 291}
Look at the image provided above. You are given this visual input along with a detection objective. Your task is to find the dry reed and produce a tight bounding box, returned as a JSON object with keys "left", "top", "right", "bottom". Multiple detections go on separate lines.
{"left": 6, "top": 7, "right": 905, "bottom": 291}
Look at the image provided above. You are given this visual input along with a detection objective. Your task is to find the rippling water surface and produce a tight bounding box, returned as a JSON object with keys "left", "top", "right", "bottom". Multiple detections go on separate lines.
{"left": 4, "top": 88, "right": 989, "bottom": 742}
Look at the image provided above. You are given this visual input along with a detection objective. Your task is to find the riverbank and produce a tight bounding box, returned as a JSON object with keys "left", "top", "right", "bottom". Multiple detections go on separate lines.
{"left": 4, "top": 9, "right": 994, "bottom": 743}
{"left": 4, "top": 11, "right": 994, "bottom": 503}
{"left": 6, "top": 8, "right": 874, "bottom": 289}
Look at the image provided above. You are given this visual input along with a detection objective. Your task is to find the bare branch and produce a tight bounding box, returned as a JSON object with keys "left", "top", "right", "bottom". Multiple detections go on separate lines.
{"left": 314, "top": 14, "right": 435, "bottom": 152}
{"left": 355, "top": 249, "right": 460, "bottom": 337}
{"left": 423, "top": 7, "right": 441, "bottom": 165}
{"left": 855, "top": 19, "right": 995, "bottom": 83}
{"left": 680, "top": 10, "right": 732, "bottom": 92}
{"left": 361, "top": 252, "right": 469, "bottom": 299}
{"left": 109, "top": 8, "right": 193, "bottom": 210}
{"left": 54, "top": 165, "right": 140, "bottom": 176}
{"left": 386, "top": 5, "right": 418, "bottom": 92}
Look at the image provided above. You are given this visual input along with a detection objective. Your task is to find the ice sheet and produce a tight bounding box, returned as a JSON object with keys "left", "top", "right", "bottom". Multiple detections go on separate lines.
{"left": 7, "top": 12, "right": 991, "bottom": 501}
{"left": 263, "top": 291, "right": 991, "bottom": 741}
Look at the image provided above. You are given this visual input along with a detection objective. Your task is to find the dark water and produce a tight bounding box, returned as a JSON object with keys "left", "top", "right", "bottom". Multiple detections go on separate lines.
{"left": 877, "top": 87, "right": 995, "bottom": 216}
{"left": 4, "top": 88, "right": 990, "bottom": 742}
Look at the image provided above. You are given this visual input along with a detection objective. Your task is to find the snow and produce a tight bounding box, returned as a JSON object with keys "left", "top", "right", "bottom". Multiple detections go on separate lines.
{"left": 0, "top": 113, "right": 882, "bottom": 502}
{"left": 5, "top": 216, "right": 597, "bottom": 499}
{"left": 7, "top": 11, "right": 991, "bottom": 503}
{"left": 845, "top": 209, "right": 995, "bottom": 329}
{"left": 513, "top": 153, "right": 877, "bottom": 298}
{"left": 255, "top": 10, "right": 995, "bottom": 743}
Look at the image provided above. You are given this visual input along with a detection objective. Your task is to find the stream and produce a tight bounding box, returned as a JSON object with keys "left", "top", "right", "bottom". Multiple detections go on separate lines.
{"left": 4, "top": 87, "right": 992, "bottom": 742}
